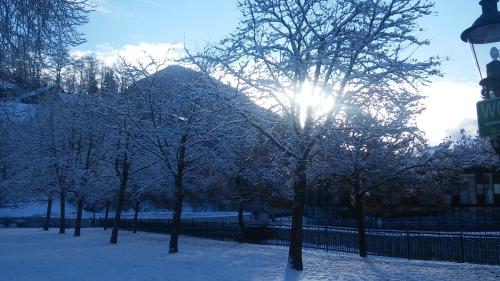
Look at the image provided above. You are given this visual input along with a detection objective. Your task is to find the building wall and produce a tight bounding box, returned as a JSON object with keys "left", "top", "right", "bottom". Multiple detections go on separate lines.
{"left": 459, "top": 171, "right": 500, "bottom": 206}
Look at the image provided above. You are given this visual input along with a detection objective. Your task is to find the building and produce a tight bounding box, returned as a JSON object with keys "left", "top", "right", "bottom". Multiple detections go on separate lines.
{"left": 452, "top": 166, "right": 500, "bottom": 207}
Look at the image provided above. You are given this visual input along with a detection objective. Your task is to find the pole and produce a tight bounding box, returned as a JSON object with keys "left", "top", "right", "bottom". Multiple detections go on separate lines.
{"left": 406, "top": 229, "right": 411, "bottom": 260}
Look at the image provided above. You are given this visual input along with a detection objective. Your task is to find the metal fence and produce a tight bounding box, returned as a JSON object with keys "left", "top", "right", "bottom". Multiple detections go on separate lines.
{"left": 113, "top": 219, "right": 241, "bottom": 242}
{"left": 302, "top": 207, "right": 500, "bottom": 232}
{"left": 297, "top": 217, "right": 500, "bottom": 232}
{"left": 107, "top": 218, "right": 500, "bottom": 266}
{"left": 271, "top": 224, "right": 500, "bottom": 265}
{"left": 2, "top": 216, "right": 499, "bottom": 266}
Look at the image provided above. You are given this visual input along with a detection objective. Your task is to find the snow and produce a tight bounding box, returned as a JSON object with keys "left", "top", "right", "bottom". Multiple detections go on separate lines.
{"left": 0, "top": 101, "right": 37, "bottom": 121}
{"left": 0, "top": 202, "right": 251, "bottom": 222}
{"left": 0, "top": 202, "right": 89, "bottom": 218}
{"left": 1, "top": 228, "right": 498, "bottom": 281}
{"left": 0, "top": 80, "right": 16, "bottom": 89}
{"left": 16, "top": 85, "right": 53, "bottom": 100}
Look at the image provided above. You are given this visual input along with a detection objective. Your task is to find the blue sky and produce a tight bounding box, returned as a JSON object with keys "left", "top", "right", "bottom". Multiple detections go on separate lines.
{"left": 78, "top": 0, "right": 489, "bottom": 144}
{"left": 80, "top": 0, "right": 240, "bottom": 51}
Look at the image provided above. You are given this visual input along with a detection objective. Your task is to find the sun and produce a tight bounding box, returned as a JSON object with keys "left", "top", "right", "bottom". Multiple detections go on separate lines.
{"left": 295, "top": 80, "right": 335, "bottom": 126}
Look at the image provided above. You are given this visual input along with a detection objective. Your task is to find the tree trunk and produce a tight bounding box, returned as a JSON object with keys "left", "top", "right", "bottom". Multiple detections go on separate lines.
{"left": 104, "top": 201, "right": 110, "bottom": 230}
{"left": 355, "top": 192, "right": 367, "bottom": 257}
{"left": 236, "top": 176, "right": 245, "bottom": 243}
{"left": 74, "top": 197, "right": 84, "bottom": 237}
{"left": 169, "top": 176, "right": 184, "bottom": 253}
{"left": 110, "top": 177, "right": 127, "bottom": 244}
{"left": 59, "top": 190, "right": 66, "bottom": 234}
{"left": 55, "top": 67, "right": 61, "bottom": 89}
{"left": 238, "top": 201, "right": 245, "bottom": 243}
{"left": 288, "top": 161, "right": 306, "bottom": 270}
{"left": 133, "top": 200, "right": 140, "bottom": 233}
{"left": 43, "top": 196, "right": 52, "bottom": 231}
{"left": 169, "top": 133, "right": 187, "bottom": 254}
{"left": 109, "top": 149, "right": 130, "bottom": 244}
{"left": 92, "top": 210, "right": 96, "bottom": 227}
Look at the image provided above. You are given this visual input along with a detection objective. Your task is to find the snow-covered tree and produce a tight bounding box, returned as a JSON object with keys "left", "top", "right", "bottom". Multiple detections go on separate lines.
{"left": 101, "top": 68, "right": 119, "bottom": 94}
{"left": 119, "top": 59, "right": 243, "bottom": 253}
{"left": 127, "top": 180, "right": 164, "bottom": 233}
{"left": 60, "top": 95, "right": 110, "bottom": 237}
{"left": 101, "top": 91, "right": 154, "bottom": 244}
{"left": 0, "top": 102, "right": 43, "bottom": 211}
{"left": 0, "top": 0, "right": 91, "bottom": 87}
{"left": 318, "top": 106, "right": 429, "bottom": 257}
{"left": 191, "top": 0, "right": 441, "bottom": 270}
{"left": 209, "top": 125, "right": 290, "bottom": 240}
{"left": 27, "top": 96, "right": 73, "bottom": 234}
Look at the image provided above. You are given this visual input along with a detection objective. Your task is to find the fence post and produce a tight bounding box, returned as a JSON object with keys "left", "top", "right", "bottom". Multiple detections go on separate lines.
{"left": 406, "top": 229, "right": 411, "bottom": 260}
{"left": 497, "top": 244, "right": 500, "bottom": 265}
{"left": 460, "top": 232, "right": 465, "bottom": 263}
{"left": 325, "top": 226, "right": 328, "bottom": 252}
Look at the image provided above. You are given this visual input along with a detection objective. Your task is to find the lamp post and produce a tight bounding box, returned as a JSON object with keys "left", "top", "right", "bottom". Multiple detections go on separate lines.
{"left": 462, "top": 0, "right": 500, "bottom": 152}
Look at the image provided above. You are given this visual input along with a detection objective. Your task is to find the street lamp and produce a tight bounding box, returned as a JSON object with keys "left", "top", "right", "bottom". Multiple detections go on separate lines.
{"left": 461, "top": 0, "right": 500, "bottom": 99}
{"left": 462, "top": 0, "right": 500, "bottom": 154}
{"left": 461, "top": 0, "right": 500, "bottom": 208}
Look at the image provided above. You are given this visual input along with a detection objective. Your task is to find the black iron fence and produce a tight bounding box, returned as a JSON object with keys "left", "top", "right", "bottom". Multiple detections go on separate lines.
{"left": 100, "top": 218, "right": 500, "bottom": 266}
{"left": 110, "top": 219, "right": 242, "bottom": 242}
{"left": 302, "top": 206, "right": 500, "bottom": 232}
{"left": 297, "top": 217, "right": 500, "bottom": 232}
{"left": 276, "top": 225, "right": 500, "bottom": 265}
{"left": 2, "top": 216, "right": 499, "bottom": 266}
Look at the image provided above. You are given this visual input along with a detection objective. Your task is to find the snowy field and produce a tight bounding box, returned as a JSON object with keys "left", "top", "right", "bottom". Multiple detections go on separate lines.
{"left": 1, "top": 229, "right": 499, "bottom": 281}
{"left": 0, "top": 202, "right": 251, "bottom": 222}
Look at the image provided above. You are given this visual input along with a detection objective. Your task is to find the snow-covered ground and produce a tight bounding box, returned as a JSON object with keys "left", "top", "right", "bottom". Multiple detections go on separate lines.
{"left": 0, "top": 101, "right": 37, "bottom": 121}
{"left": 0, "top": 202, "right": 251, "bottom": 222}
{"left": 0, "top": 79, "right": 16, "bottom": 89}
{"left": 0, "top": 228, "right": 498, "bottom": 281}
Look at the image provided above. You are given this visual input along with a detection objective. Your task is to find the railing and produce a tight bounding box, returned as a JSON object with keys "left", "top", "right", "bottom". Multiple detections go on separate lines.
{"left": 302, "top": 206, "right": 500, "bottom": 231}
{"left": 2, "top": 216, "right": 499, "bottom": 266}
{"left": 114, "top": 219, "right": 241, "bottom": 242}
{"left": 292, "top": 217, "right": 500, "bottom": 232}
{"left": 275, "top": 224, "right": 500, "bottom": 265}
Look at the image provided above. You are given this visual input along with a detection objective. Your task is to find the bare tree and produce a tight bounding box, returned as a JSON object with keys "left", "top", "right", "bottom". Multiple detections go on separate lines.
{"left": 0, "top": 0, "right": 91, "bottom": 87}
{"left": 118, "top": 59, "right": 248, "bottom": 253}
{"left": 62, "top": 95, "right": 110, "bottom": 237}
{"left": 105, "top": 94, "right": 151, "bottom": 245}
{"left": 320, "top": 108, "right": 428, "bottom": 257}
{"left": 191, "top": 0, "right": 440, "bottom": 270}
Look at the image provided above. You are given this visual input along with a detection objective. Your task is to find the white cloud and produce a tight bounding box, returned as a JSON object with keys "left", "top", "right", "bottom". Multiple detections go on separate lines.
{"left": 417, "top": 81, "right": 481, "bottom": 145}
{"left": 71, "top": 42, "right": 184, "bottom": 70}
